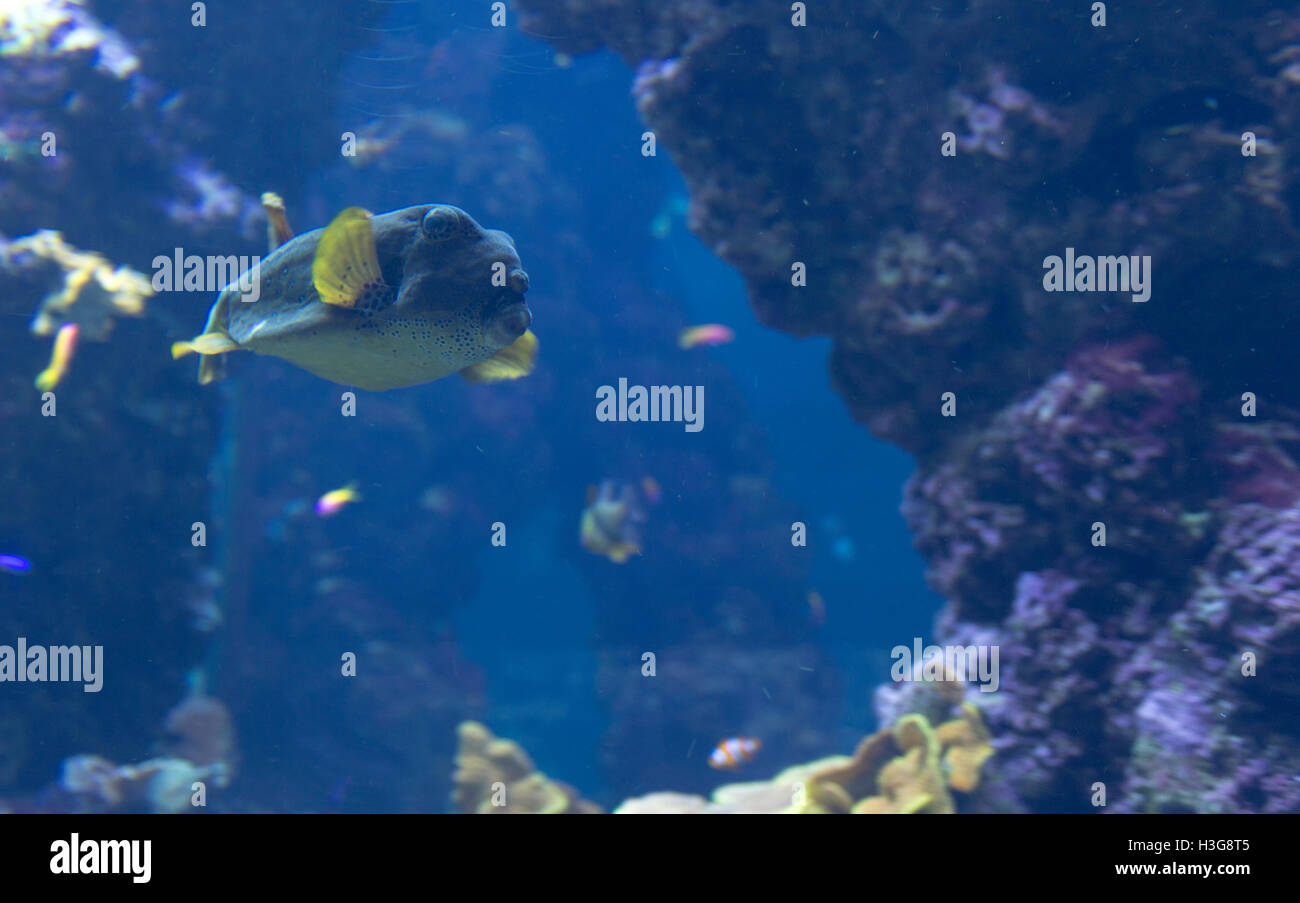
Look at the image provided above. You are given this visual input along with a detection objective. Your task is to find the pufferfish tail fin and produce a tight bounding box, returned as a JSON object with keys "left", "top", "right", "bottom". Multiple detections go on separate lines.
{"left": 171, "top": 293, "right": 238, "bottom": 385}
{"left": 460, "top": 329, "right": 539, "bottom": 384}
{"left": 312, "top": 207, "right": 385, "bottom": 309}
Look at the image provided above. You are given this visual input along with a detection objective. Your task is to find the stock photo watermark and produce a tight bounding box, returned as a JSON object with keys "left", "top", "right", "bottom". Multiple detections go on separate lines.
{"left": 890, "top": 637, "right": 999, "bottom": 693}
{"left": 1042, "top": 248, "right": 1151, "bottom": 303}
{"left": 0, "top": 637, "right": 103, "bottom": 692}
{"left": 596, "top": 378, "right": 704, "bottom": 432}
{"left": 152, "top": 248, "right": 261, "bottom": 302}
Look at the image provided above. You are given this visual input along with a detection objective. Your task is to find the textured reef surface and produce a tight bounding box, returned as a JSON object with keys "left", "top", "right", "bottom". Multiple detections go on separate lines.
{"left": 0, "top": 0, "right": 385, "bottom": 808}
{"left": 469, "top": 692, "right": 996, "bottom": 814}
{"left": 517, "top": 0, "right": 1300, "bottom": 811}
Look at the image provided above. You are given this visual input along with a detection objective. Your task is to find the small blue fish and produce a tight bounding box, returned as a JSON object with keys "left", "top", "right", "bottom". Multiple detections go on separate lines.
{"left": 0, "top": 554, "right": 31, "bottom": 575}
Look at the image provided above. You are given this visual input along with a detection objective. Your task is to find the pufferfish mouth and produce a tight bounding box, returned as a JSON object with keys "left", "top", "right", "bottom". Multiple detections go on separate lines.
{"left": 486, "top": 295, "right": 531, "bottom": 347}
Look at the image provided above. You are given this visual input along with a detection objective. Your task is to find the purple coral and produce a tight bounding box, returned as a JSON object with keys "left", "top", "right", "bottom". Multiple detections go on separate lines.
{"left": 903, "top": 340, "right": 1206, "bottom": 620}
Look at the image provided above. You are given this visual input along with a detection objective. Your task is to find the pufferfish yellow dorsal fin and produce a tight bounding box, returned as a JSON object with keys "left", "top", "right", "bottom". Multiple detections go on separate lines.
{"left": 460, "top": 329, "right": 539, "bottom": 384}
{"left": 312, "top": 207, "right": 383, "bottom": 308}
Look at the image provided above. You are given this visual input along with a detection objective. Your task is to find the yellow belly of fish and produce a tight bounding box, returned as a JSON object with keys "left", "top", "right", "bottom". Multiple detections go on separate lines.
{"left": 249, "top": 322, "right": 472, "bottom": 391}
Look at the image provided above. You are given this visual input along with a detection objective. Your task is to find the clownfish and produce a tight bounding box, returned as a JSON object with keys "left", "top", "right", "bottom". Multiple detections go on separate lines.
{"left": 708, "top": 736, "right": 761, "bottom": 770}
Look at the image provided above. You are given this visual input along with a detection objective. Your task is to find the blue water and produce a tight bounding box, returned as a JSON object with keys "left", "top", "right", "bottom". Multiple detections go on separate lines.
{"left": 444, "top": 34, "right": 939, "bottom": 793}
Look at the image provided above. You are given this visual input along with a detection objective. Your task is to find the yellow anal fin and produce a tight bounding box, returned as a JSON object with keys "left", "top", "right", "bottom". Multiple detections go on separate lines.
{"left": 312, "top": 207, "right": 382, "bottom": 308}
{"left": 460, "top": 329, "right": 538, "bottom": 384}
{"left": 198, "top": 352, "right": 229, "bottom": 386}
{"left": 261, "top": 192, "right": 294, "bottom": 251}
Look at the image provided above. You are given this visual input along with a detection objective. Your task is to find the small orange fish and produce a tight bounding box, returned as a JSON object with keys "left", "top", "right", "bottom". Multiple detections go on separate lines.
{"left": 708, "top": 736, "right": 761, "bottom": 770}
{"left": 35, "top": 323, "right": 79, "bottom": 391}
{"left": 678, "top": 324, "right": 734, "bottom": 350}
{"left": 640, "top": 476, "right": 662, "bottom": 505}
{"left": 315, "top": 483, "right": 361, "bottom": 517}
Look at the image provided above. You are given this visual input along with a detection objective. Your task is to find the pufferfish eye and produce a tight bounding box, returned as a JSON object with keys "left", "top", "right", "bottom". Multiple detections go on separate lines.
{"left": 421, "top": 205, "right": 465, "bottom": 241}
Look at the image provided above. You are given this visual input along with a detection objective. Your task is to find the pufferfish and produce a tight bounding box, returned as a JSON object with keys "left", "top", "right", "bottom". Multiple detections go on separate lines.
{"left": 172, "top": 197, "right": 536, "bottom": 390}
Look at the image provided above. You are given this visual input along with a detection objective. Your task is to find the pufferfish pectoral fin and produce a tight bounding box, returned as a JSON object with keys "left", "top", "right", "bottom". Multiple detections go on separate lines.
{"left": 460, "top": 329, "right": 539, "bottom": 384}
{"left": 171, "top": 331, "right": 239, "bottom": 384}
{"left": 312, "top": 207, "right": 386, "bottom": 309}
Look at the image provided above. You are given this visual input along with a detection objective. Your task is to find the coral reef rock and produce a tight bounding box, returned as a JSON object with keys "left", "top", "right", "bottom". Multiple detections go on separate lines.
{"left": 517, "top": 0, "right": 1300, "bottom": 813}
{"left": 452, "top": 722, "right": 601, "bottom": 814}
{"left": 616, "top": 703, "right": 992, "bottom": 814}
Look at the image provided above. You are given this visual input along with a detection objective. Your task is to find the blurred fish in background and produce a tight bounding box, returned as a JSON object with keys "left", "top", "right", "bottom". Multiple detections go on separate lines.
{"left": 579, "top": 480, "right": 648, "bottom": 564}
